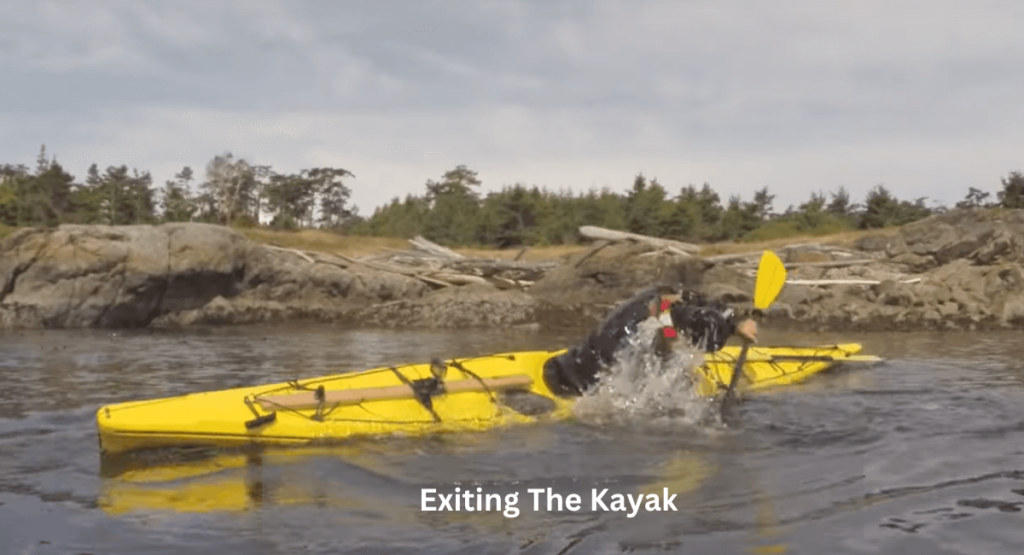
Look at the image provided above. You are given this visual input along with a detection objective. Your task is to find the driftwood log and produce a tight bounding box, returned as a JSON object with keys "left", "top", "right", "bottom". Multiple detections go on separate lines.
{"left": 578, "top": 226, "right": 701, "bottom": 255}
{"left": 409, "top": 235, "right": 465, "bottom": 259}
{"left": 320, "top": 235, "right": 560, "bottom": 290}
{"left": 786, "top": 278, "right": 923, "bottom": 286}
{"left": 266, "top": 229, "right": 917, "bottom": 294}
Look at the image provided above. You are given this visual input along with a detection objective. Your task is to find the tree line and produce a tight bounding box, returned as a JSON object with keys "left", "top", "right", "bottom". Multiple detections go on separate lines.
{"left": 351, "top": 166, "right": 1024, "bottom": 247}
{"left": 2, "top": 145, "right": 1023, "bottom": 247}
{"left": 0, "top": 146, "right": 355, "bottom": 230}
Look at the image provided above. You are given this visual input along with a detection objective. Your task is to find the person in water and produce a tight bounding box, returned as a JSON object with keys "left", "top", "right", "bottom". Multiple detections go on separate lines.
{"left": 542, "top": 286, "right": 758, "bottom": 397}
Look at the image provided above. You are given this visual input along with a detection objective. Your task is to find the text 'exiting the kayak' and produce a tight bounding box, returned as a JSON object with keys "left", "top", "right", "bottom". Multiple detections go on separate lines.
{"left": 420, "top": 486, "right": 679, "bottom": 519}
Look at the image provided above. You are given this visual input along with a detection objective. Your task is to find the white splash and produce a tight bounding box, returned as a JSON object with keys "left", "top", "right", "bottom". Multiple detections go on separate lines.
{"left": 572, "top": 318, "right": 720, "bottom": 429}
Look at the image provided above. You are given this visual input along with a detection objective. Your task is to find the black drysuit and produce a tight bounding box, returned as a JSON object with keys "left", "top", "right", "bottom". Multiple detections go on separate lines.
{"left": 542, "top": 287, "right": 739, "bottom": 397}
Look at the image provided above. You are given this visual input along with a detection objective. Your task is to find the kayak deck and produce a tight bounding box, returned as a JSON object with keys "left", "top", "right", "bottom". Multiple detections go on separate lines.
{"left": 97, "top": 343, "right": 866, "bottom": 455}
{"left": 698, "top": 342, "right": 865, "bottom": 396}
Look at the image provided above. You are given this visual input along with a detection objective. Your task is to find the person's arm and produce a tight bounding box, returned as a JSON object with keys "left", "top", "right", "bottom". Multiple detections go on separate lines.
{"left": 667, "top": 294, "right": 757, "bottom": 353}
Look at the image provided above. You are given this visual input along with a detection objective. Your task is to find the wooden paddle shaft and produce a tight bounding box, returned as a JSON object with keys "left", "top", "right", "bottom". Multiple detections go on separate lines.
{"left": 257, "top": 375, "right": 534, "bottom": 411}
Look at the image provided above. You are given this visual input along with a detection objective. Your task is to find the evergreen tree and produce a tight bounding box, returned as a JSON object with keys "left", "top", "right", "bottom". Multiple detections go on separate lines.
{"left": 997, "top": 171, "right": 1024, "bottom": 209}
{"left": 956, "top": 187, "right": 992, "bottom": 209}
{"left": 422, "top": 165, "right": 482, "bottom": 246}
{"left": 750, "top": 186, "right": 775, "bottom": 221}
{"left": 671, "top": 183, "right": 723, "bottom": 241}
{"left": 624, "top": 174, "right": 669, "bottom": 236}
{"left": 718, "top": 195, "right": 761, "bottom": 240}
{"left": 90, "top": 165, "right": 156, "bottom": 225}
{"left": 859, "top": 185, "right": 900, "bottom": 228}
{"left": 265, "top": 171, "right": 317, "bottom": 228}
{"left": 31, "top": 161, "right": 75, "bottom": 226}
{"left": 161, "top": 166, "right": 197, "bottom": 222}
{"left": 0, "top": 164, "right": 30, "bottom": 226}
{"left": 12, "top": 146, "right": 76, "bottom": 227}
{"left": 479, "top": 184, "right": 542, "bottom": 247}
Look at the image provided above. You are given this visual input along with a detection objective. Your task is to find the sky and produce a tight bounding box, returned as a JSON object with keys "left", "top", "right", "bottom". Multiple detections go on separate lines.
{"left": 2, "top": 0, "right": 1023, "bottom": 217}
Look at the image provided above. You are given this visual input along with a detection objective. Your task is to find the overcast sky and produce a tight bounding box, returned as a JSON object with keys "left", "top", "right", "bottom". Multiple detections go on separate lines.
{"left": 2, "top": 1, "right": 1023, "bottom": 216}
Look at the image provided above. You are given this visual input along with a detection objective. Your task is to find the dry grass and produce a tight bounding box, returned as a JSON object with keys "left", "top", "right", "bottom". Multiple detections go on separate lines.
{"left": 698, "top": 228, "right": 893, "bottom": 257}
{"left": 2, "top": 223, "right": 896, "bottom": 260}
{"left": 239, "top": 228, "right": 590, "bottom": 261}
{"left": 238, "top": 228, "right": 411, "bottom": 258}
{"left": 456, "top": 244, "right": 590, "bottom": 262}
{"left": 239, "top": 226, "right": 897, "bottom": 261}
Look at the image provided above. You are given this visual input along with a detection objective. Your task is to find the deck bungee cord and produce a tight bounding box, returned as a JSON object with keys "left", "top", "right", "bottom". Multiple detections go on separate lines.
{"left": 241, "top": 354, "right": 541, "bottom": 431}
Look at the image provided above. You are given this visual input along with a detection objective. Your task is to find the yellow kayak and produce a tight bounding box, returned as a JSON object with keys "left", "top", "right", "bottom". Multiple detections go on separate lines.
{"left": 96, "top": 343, "right": 867, "bottom": 455}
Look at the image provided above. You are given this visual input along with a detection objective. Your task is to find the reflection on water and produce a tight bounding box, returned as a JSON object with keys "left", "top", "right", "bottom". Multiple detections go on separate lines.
{"left": 1, "top": 325, "right": 1024, "bottom": 554}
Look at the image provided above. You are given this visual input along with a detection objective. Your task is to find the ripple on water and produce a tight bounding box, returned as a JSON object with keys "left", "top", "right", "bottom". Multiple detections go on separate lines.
{"left": 1, "top": 326, "right": 1024, "bottom": 554}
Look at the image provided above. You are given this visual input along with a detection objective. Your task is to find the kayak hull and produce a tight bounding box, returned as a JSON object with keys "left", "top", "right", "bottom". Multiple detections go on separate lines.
{"left": 97, "top": 343, "right": 864, "bottom": 455}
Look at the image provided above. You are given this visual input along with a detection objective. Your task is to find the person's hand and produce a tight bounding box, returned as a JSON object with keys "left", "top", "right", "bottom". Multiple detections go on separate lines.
{"left": 736, "top": 318, "right": 758, "bottom": 344}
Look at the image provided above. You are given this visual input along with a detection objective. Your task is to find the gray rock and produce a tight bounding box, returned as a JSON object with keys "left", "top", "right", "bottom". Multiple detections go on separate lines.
{"left": 7, "top": 209, "right": 1024, "bottom": 333}
{"left": 353, "top": 283, "right": 538, "bottom": 329}
{"left": 1001, "top": 298, "right": 1024, "bottom": 325}
{"left": 0, "top": 223, "right": 427, "bottom": 329}
{"left": 889, "top": 252, "right": 936, "bottom": 272}
{"left": 855, "top": 234, "right": 893, "bottom": 252}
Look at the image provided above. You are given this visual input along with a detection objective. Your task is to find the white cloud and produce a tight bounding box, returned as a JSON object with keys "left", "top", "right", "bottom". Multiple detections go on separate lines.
{"left": 4, "top": 101, "right": 1021, "bottom": 219}
{"left": 1, "top": 0, "right": 1023, "bottom": 219}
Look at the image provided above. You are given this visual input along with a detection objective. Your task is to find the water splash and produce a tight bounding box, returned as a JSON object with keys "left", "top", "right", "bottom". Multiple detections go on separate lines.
{"left": 572, "top": 319, "right": 721, "bottom": 429}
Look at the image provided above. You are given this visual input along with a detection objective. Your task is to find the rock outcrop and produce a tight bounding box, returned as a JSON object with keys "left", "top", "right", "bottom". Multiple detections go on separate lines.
{"left": 3, "top": 208, "right": 1024, "bottom": 332}
{"left": 0, "top": 223, "right": 428, "bottom": 329}
{"left": 757, "top": 209, "right": 1024, "bottom": 331}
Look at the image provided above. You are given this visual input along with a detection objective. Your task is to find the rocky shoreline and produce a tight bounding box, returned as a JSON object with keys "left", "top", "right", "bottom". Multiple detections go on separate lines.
{"left": 2, "top": 208, "right": 1024, "bottom": 333}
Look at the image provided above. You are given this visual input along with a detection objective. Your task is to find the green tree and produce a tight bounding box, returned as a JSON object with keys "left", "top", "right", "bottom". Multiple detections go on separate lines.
{"left": 718, "top": 195, "right": 761, "bottom": 240}
{"left": 161, "top": 166, "right": 197, "bottom": 222}
{"left": 576, "top": 188, "right": 627, "bottom": 231}
{"left": 422, "top": 165, "right": 482, "bottom": 246}
{"left": 859, "top": 185, "right": 932, "bottom": 229}
{"left": 1, "top": 146, "right": 77, "bottom": 227}
{"left": 264, "top": 171, "right": 317, "bottom": 228}
{"left": 956, "top": 187, "right": 993, "bottom": 209}
{"left": 31, "top": 161, "right": 75, "bottom": 226}
{"left": 479, "top": 184, "right": 543, "bottom": 247}
{"left": 0, "top": 164, "right": 30, "bottom": 226}
{"left": 750, "top": 186, "right": 775, "bottom": 221}
{"left": 309, "top": 167, "right": 356, "bottom": 228}
{"left": 66, "top": 164, "right": 105, "bottom": 224}
{"left": 859, "top": 185, "right": 901, "bottom": 228}
{"left": 671, "top": 183, "right": 723, "bottom": 240}
{"left": 624, "top": 174, "right": 669, "bottom": 236}
{"left": 535, "top": 188, "right": 581, "bottom": 244}
{"left": 359, "top": 194, "right": 429, "bottom": 238}
{"left": 745, "top": 190, "right": 854, "bottom": 241}
{"left": 827, "top": 186, "right": 854, "bottom": 217}
{"left": 997, "top": 171, "right": 1024, "bottom": 209}
{"left": 786, "top": 190, "right": 830, "bottom": 231}
{"left": 89, "top": 165, "right": 156, "bottom": 225}
{"left": 201, "top": 153, "right": 269, "bottom": 225}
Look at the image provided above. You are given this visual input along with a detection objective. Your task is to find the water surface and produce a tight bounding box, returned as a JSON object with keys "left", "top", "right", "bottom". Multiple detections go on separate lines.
{"left": 1, "top": 324, "right": 1022, "bottom": 554}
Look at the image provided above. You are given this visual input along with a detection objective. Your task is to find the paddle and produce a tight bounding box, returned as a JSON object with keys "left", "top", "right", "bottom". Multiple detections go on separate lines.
{"left": 720, "top": 250, "right": 787, "bottom": 414}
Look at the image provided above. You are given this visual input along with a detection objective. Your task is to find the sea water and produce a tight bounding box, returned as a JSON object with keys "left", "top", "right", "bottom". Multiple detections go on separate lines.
{"left": 3, "top": 325, "right": 1024, "bottom": 554}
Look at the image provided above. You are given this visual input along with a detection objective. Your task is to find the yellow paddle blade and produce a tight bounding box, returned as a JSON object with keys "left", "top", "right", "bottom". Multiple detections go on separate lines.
{"left": 753, "top": 250, "right": 787, "bottom": 310}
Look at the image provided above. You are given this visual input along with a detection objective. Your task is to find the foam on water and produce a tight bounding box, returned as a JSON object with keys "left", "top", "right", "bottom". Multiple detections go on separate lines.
{"left": 572, "top": 319, "right": 721, "bottom": 429}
